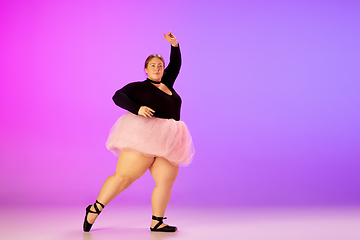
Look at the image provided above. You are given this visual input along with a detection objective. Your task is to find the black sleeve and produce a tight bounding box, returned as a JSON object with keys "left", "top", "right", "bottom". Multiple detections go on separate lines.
{"left": 112, "top": 83, "right": 141, "bottom": 115}
{"left": 161, "top": 45, "right": 181, "bottom": 89}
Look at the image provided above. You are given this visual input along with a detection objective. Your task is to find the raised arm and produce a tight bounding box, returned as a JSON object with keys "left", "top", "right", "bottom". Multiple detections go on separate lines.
{"left": 161, "top": 31, "right": 181, "bottom": 88}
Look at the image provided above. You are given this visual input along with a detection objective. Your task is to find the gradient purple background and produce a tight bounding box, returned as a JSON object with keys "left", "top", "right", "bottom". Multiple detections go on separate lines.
{"left": 1, "top": 0, "right": 359, "bottom": 207}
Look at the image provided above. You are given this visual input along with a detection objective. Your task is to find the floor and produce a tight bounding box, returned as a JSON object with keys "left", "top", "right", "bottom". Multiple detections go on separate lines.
{"left": 1, "top": 206, "right": 359, "bottom": 240}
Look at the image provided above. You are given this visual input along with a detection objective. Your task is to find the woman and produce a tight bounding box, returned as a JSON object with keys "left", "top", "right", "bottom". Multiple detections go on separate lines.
{"left": 83, "top": 31, "right": 194, "bottom": 233}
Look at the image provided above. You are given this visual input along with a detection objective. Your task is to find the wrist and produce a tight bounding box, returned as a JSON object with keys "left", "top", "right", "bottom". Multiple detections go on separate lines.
{"left": 171, "top": 43, "right": 179, "bottom": 47}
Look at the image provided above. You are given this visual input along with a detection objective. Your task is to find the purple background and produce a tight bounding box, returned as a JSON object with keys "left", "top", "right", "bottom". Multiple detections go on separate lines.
{"left": 1, "top": 0, "right": 359, "bottom": 207}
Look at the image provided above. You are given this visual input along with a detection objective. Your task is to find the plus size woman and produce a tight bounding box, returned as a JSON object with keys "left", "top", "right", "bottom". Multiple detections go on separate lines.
{"left": 83, "top": 31, "right": 194, "bottom": 233}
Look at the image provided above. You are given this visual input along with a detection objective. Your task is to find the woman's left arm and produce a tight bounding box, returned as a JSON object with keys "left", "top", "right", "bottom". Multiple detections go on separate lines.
{"left": 162, "top": 31, "right": 181, "bottom": 88}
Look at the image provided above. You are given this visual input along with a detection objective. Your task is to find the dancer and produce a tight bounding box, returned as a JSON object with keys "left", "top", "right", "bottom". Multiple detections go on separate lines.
{"left": 83, "top": 31, "right": 194, "bottom": 232}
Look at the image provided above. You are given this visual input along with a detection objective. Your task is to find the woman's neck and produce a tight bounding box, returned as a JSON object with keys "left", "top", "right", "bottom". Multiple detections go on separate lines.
{"left": 147, "top": 78, "right": 161, "bottom": 84}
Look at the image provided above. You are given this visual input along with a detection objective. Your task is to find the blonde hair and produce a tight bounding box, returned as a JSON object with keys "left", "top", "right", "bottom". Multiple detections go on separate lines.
{"left": 144, "top": 54, "right": 165, "bottom": 69}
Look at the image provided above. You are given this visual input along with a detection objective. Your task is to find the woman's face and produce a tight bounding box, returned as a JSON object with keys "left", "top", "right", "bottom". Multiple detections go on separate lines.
{"left": 145, "top": 58, "right": 164, "bottom": 81}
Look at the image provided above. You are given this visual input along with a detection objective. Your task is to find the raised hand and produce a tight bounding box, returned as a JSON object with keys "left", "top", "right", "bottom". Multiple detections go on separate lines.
{"left": 163, "top": 31, "right": 179, "bottom": 47}
{"left": 138, "top": 106, "right": 155, "bottom": 118}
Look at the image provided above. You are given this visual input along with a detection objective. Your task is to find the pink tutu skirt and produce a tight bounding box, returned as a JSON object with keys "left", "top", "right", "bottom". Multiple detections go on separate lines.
{"left": 106, "top": 113, "right": 194, "bottom": 166}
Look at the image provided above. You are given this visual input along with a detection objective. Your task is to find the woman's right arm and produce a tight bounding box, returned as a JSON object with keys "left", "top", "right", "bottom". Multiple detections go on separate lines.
{"left": 112, "top": 86, "right": 141, "bottom": 115}
{"left": 112, "top": 84, "right": 155, "bottom": 118}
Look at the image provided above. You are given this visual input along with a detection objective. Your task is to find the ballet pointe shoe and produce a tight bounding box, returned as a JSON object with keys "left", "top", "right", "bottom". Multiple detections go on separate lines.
{"left": 150, "top": 215, "right": 178, "bottom": 232}
{"left": 83, "top": 200, "right": 105, "bottom": 232}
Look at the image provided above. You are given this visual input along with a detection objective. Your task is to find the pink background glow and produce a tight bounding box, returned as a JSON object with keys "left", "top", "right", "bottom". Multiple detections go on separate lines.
{"left": 1, "top": 0, "right": 359, "bottom": 207}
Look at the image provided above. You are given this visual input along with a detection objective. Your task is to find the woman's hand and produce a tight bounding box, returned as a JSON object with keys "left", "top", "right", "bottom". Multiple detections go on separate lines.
{"left": 164, "top": 31, "right": 178, "bottom": 47}
{"left": 138, "top": 106, "right": 155, "bottom": 118}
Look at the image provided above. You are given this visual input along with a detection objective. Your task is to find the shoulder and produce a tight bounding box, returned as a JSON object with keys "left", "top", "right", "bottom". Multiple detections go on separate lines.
{"left": 126, "top": 80, "right": 146, "bottom": 86}
{"left": 120, "top": 80, "right": 147, "bottom": 89}
{"left": 116, "top": 80, "right": 151, "bottom": 95}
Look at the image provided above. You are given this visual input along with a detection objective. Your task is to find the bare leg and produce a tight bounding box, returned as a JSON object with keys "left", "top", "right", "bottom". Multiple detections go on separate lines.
{"left": 149, "top": 157, "right": 179, "bottom": 229}
{"left": 86, "top": 150, "right": 155, "bottom": 224}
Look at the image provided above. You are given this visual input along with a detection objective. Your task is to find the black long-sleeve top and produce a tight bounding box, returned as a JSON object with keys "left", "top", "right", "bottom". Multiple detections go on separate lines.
{"left": 112, "top": 45, "right": 182, "bottom": 121}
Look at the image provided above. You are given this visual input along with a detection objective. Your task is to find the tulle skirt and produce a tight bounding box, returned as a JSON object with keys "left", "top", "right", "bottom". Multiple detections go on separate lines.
{"left": 106, "top": 113, "right": 194, "bottom": 166}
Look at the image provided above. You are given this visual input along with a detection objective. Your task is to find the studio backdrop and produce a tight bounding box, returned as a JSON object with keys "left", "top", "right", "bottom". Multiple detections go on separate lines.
{"left": 0, "top": 0, "right": 359, "bottom": 207}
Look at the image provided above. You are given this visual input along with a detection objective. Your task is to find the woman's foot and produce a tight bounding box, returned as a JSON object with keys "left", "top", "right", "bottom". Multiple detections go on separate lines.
{"left": 86, "top": 204, "right": 104, "bottom": 224}
{"left": 150, "top": 215, "right": 177, "bottom": 232}
{"left": 83, "top": 200, "right": 105, "bottom": 232}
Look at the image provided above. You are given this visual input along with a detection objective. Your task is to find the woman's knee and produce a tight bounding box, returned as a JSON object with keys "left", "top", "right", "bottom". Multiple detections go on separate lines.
{"left": 154, "top": 176, "right": 177, "bottom": 190}
{"left": 112, "top": 173, "right": 136, "bottom": 186}
{"left": 150, "top": 157, "right": 179, "bottom": 182}
{"left": 156, "top": 182, "right": 174, "bottom": 191}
